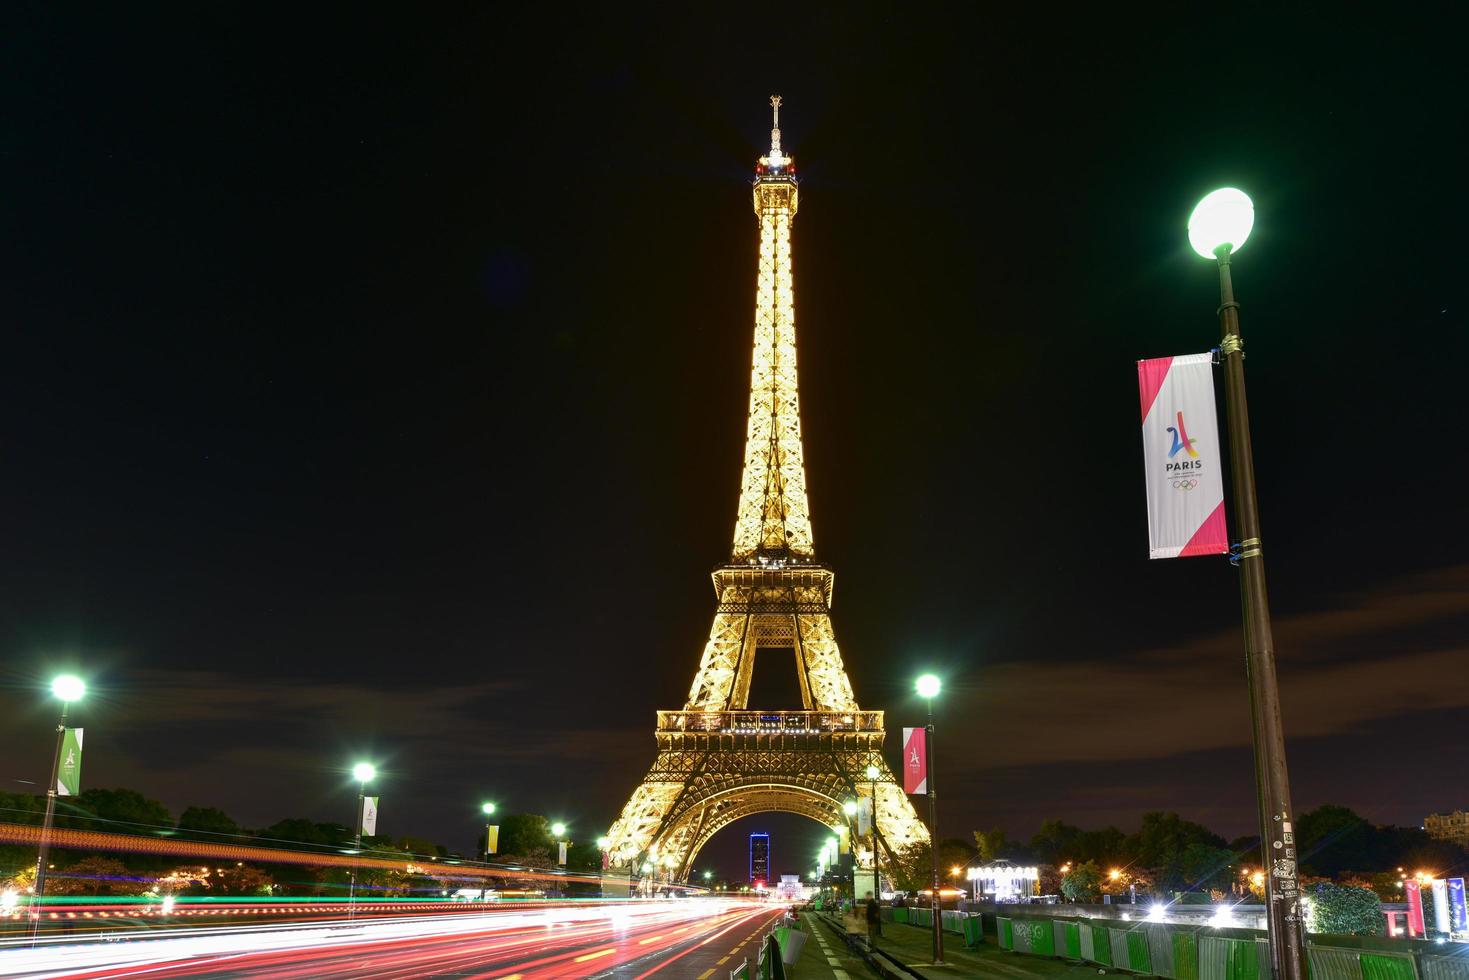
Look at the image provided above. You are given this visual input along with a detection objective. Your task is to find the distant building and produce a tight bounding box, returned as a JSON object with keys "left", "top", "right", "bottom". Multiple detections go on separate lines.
{"left": 1425, "top": 810, "right": 1469, "bottom": 845}
{"left": 750, "top": 833, "right": 770, "bottom": 885}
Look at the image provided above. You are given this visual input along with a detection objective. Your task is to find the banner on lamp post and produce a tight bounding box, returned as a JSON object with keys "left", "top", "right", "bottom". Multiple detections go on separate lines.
{"left": 485, "top": 824, "right": 499, "bottom": 855}
{"left": 1448, "top": 878, "right": 1467, "bottom": 934}
{"left": 856, "top": 797, "right": 872, "bottom": 837}
{"left": 361, "top": 796, "right": 379, "bottom": 836}
{"left": 557, "top": 842, "right": 568, "bottom": 866}
{"left": 57, "top": 728, "right": 83, "bottom": 797}
{"left": 1405, "top": 880, "right": 1426, "bottom": 937}
{"left": 1138, "top": 353, "right": 1228, "bottom": 559}
{"left": 902, "top": 727, "right": 927, "bottom": 795}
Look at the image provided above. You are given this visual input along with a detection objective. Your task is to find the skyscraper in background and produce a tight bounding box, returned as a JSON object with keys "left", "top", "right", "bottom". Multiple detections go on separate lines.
{"left": 749, "top": 833, "right": 770, "bottom": 885}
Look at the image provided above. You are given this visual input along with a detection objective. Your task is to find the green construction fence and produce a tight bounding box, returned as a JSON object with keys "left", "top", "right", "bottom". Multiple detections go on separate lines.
{"left": 988, "top": 912, "right": 1455, "bottom": 980}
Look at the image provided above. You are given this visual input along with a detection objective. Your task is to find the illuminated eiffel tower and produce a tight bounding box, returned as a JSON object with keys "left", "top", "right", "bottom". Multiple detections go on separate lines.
{"left": 602, "top": 98, "right": 930, "bottom": 882}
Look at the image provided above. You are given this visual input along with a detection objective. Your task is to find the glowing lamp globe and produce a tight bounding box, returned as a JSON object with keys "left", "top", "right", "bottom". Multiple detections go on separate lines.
{"left": 51, "top": 675, "right": 86, "bottom": 702}
{"left": 915, "top": 674, "right": 942, "bottom": 699}
{"left": 1188, "top": 188, "right": 1255, "bottom": 259}
{"left": 596, "top": 836, "right": 610, "bottom": 849}
{"left": 865, "top": 764, "right": 880, "bottom": 780}
{"left": 551, "top": 822, "right": 566, "bottom": 838}
{"left": 481, "top": 802, "right": 496, "bottom": 815}
{"left": 351, "top": 762, "right": 376, "bottom": 783}
{"left": 842, "top": 800, "right": 858, "bottom": 817}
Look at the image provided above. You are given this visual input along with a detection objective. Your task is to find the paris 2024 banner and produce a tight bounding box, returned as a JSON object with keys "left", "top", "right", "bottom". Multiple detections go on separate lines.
{"left": 1137, "top": 353, "right": 1228, "bottom": 559}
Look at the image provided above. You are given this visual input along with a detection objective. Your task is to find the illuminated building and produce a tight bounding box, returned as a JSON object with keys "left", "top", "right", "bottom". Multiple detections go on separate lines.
{"left": 602, "top": 98, "right": 928, "bottom": 881}
{"left": 750, "top": 833, "right": 770, "bottom": 885}
{"left": 1424, "top": 810, "right": 1469, "bottom": 845}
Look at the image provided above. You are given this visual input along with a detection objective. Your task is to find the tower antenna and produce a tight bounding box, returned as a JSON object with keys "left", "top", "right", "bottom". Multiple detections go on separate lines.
{"left": 769, "top": 95, "right": 782, "bottom": 156}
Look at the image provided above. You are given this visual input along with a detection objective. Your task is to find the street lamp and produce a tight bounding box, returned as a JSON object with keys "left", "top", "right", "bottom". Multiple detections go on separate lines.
{"left": 30, "top": 674, "right": 86, "bottom": 942}
{"left": 347, "top": 762, "right": 375, "bottom": 920}
{"left": 842, "top": 799, "right": 859, "bottom": 903}
{"left": 1188, "top": 187, "right": 1305, "bottom": 980}
{"left": 866, "top": 763, "right": 883, "bottom": 906}
{"left": 915, "top": 673, "right": 944, "bottom": 964}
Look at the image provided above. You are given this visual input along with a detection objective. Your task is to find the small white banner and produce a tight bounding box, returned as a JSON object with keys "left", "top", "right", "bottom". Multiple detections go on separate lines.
{"left": 856, "top": 797, "right": 873, "bottom": 837}
{"left": 1138, "top": 353, "right": 1228, "bottom": 558}
{"left": 361, "top": 796, "right": 379, "bottom": 836}
{"left": 557, "top": 841, "right": 568, "bottom": 866}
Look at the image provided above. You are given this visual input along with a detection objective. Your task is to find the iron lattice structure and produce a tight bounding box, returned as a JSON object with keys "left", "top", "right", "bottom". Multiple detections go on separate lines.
{"left": 603, "top": 99, "right": 929, "bottom": 882}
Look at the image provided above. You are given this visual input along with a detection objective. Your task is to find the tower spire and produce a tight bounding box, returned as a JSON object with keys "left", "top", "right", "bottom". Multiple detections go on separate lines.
{"left": 760, "top": 94, "right": 789, "bottom": 171}
{"left": 737, "top": 98, "right": 809, "bottom": 561}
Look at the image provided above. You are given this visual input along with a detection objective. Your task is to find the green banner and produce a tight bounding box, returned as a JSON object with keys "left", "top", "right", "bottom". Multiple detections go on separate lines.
{"left": 58, "top": 728, "right": 83, "bottom": 797}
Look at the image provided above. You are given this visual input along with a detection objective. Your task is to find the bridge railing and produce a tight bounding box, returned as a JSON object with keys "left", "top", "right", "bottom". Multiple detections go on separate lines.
{"left": 656, "top": 710, "right": 883, "bottom": 733}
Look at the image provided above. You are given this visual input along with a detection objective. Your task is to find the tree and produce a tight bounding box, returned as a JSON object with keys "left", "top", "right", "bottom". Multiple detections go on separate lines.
{"left": 1130, "top": 812, "right": 1227, "bottom": 893}
{"left": 1295, "top": 805, "right": 1373, "bottom": 877}
{"left": 46, "top": 856, "right": 144, "bottom": 896}
{"left": 63, "top": 788, "right": 173, "bottom": 834}
{"left": 1179, "top": 842, "right": 1236, "bottom": 893}
{"left": 177, "top": 807, "right": 241, "bottom": 840}
{"left": 1029, "top": 820, "right": 1083, "bottom": 864}
{"left": 1304, "top": 882, "right": 1382, "bottom": 936}
{"left": 973, "top": 828, "right": 1008, "bottom": 863}
{"left": 496, "top": 813, "right": 554, "bottom": 861}
{"left": 1060, "top": 860, "right": 1103, "bottom": 902}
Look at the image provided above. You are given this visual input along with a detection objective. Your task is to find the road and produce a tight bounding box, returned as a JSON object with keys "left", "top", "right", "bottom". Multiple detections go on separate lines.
{"left": 0, "top": 900, "right": 786, "bottom": 979}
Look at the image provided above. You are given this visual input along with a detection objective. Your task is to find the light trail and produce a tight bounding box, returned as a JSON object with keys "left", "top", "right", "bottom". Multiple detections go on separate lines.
{"left": 0, "top": 899, "right": 783, "bottom": 979}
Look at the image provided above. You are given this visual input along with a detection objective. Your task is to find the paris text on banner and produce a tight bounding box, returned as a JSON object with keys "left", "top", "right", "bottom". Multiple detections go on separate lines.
{"left": 902, "top": 727, "right": 927, "bottom": 795}
{"left": 1138, "top": 353, "right": 1228, "bottom": 558}
{"left": 58, "top": 728, "right": 84, "bottom": 797}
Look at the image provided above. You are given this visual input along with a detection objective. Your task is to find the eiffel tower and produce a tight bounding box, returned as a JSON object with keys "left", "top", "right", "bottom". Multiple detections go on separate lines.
{"left": 602, "top": 98, "right": 930, "bottom": 883}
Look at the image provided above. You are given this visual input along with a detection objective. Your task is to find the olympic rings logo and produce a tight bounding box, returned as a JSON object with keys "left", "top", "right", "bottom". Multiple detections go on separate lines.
{"left": 1172, "top": 479, "right": 1199, "bottom": 491}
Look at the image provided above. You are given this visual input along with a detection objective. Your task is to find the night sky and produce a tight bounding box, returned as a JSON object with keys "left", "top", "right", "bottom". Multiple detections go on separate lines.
{"left": 3, "top": 7, "right": 1466, "bottom": 883}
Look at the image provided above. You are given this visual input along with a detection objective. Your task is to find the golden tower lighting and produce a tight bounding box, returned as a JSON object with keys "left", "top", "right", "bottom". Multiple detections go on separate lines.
{"left": 602, "top": 98, "right": 928, "bottom": 883}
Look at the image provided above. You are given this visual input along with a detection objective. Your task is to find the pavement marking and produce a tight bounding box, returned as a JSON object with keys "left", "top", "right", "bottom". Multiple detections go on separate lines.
{"left": 827, "top": 956, "right": 843, "bottom": 966}
{"left": 730, "top": 947, "right": 743, "bottom": 954}
{"left": 637, "top": 934, "right": 665, "bottom": 944}
{"left": 574, "top": 948, "right": 616, "bottom": 963}
{"left": 716, "top": 955, "right": 730, "bottom": 964}
{"left": 834, "top": 972, "right": 852, "bottom": 980}
{"left": 695, "top": 972, "right": 715, "bottom": 980}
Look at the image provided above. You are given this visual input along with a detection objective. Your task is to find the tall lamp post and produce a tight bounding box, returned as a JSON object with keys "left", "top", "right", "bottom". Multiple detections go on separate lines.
{"left": 1188, "top": 188, "right": 1306, "bottom": 980}
{"left": 480, "top": 803, "right": 498, "bottom": 902}
{"left": 30, "top": 674, "right": 85, "bottom": 943}
{"left": 915, "top": 673, "right": 944, "bottom": 965}
{"left": 842, "top": 800, "right": 859, "bottom": 904}
{"left": 348, "top": 762, "right": 375, "bottom": 921}
{"left": 866, "top": 763, "right": 883, "bottom": 903}
{"left": 481, "top": 802, "right": 498, "bottom": 861}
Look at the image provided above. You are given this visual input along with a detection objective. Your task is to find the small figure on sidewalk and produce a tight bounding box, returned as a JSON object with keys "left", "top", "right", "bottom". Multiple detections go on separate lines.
{"left": 865, "top": 890, "right": 882, "bottom": 939}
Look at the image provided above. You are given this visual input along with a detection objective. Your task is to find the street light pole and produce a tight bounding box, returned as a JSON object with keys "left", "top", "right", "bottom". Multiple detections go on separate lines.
{"left": 30, "top": 675, "right": 84, "bottom": 945}
{"left": 347, "top": 762, "right": 375, "bottom": 923}
{"left": 1190, "top": 188, "right": 1306, "bottom": 980}
{"left": 924, "top": 693, "right": 944, "bottom": 964}
{"left": 866, "top": 763, "right": 882, "bottom": 909}
{"left": 915, "top": 673, "right": 944, "bottom": 965}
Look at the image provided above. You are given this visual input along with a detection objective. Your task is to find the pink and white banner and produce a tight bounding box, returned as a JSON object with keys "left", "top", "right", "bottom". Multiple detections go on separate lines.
{"left": 902, "top": 727, "right": 927, "bottom": 795}
{"left": 1138, "top": 353, "right": 1228, "bottom": 559}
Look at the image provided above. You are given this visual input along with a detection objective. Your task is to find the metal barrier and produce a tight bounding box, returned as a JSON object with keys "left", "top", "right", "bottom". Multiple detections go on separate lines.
{"left": 985, "top": 909, "right": 1455, "bottom": 980}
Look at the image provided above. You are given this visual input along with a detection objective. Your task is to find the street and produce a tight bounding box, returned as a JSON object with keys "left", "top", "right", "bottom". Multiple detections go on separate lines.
{"left": 0, "top": 900, "right": 785, "bottom": 979}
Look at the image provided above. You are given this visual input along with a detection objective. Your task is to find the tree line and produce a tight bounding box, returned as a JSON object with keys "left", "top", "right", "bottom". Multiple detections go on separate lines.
{"left": 880, "top": 805, "right": 1467, "bottom": 903}
{"left": 0, "top": 789, "right": 602, "bottom": 897}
